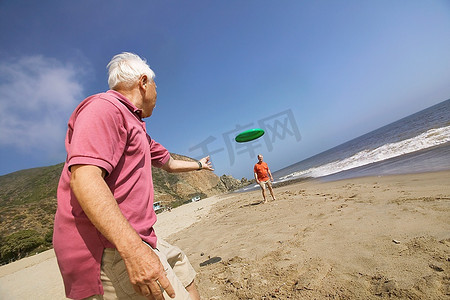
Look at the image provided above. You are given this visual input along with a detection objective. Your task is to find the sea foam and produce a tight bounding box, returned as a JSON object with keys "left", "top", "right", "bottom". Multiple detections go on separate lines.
{"left": 281, "top": 125, "right": 450, "bottom": 180}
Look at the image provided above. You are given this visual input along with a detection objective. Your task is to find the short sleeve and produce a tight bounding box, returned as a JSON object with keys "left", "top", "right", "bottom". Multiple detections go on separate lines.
{"left": 67, "top": 99, "right": 127, "bottom": 175}
{"left": 148, "top": 136, "right": 170, "bottom": 168}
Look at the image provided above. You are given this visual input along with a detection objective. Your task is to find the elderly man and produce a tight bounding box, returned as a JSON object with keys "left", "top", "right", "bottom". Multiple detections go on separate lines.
{"left": 254, "top": 154, "right": 277, "bottom": 203}
{"left": 53, "top": 52, "right": 213, "bottom": 300}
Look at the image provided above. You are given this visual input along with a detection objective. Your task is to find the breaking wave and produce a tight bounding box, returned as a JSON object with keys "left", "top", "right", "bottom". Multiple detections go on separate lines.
{"left": 280, "top": 125, "right": 450, "bottom": 180}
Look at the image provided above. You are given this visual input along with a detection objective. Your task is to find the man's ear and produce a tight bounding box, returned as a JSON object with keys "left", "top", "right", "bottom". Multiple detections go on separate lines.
{"left": 139, "top": 74, "right": 149, "bottom": 88}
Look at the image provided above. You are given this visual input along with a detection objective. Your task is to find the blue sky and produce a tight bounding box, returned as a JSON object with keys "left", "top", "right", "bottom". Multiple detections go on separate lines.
{"left": 1, "top": 1, "right": 450, "bottom": 179}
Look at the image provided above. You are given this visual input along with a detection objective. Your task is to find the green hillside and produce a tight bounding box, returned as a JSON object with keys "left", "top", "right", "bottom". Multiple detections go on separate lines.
{"left": 0, "top": 164, "right": 63, "bottom": 264}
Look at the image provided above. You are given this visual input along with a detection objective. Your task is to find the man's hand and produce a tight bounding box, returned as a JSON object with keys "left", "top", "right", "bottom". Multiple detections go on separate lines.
{"left": 199, "top": 156, "right": 214, "bottom": 171}
{"left": 122, "top": 242, "right": 175, "bottom": 300}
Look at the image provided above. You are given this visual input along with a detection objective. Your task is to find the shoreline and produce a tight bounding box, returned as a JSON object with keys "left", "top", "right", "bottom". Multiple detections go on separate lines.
{"left": 1, "top": 170, "right": 449, "bottom": 299}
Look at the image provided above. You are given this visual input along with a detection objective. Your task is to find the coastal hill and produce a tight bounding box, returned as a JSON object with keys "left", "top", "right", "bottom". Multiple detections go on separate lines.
{"left": 0, "top": 153, "right": 249, "bottom": 265}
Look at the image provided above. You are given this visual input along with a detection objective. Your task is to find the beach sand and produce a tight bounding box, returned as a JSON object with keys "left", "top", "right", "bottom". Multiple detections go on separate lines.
{"left": 1, "top": 171, "right": 449, "bottom": 299}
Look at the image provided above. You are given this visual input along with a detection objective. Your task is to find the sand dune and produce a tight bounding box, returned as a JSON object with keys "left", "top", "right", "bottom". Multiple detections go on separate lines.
{"left": 1, "top": 171, "right": 449, "bottom": 299}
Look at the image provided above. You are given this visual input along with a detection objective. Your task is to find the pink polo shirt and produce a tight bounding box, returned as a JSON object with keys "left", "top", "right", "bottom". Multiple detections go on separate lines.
{"left": 53, "top": 90, "right": 170, "bottom": 299}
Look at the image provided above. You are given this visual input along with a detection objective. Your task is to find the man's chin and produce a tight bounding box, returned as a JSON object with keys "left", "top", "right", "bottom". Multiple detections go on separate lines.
{"left": 144, "top": 110, "right": 154, "bottom": 118}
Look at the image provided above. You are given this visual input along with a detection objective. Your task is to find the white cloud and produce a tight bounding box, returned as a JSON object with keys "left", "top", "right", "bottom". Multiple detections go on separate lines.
{"left": 0, "top": 55, "right": 86, "bottom": 154}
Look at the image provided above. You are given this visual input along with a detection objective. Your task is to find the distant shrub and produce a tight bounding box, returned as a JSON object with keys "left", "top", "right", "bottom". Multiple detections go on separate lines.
{"left": 13, "top": 214, "right": 27, "bottom": 221}
{"left": 0, "top": 230, "right": 43, "bottom": 264}
{"left": 41, "top": 202, "right": 57, "bottom": 214}
{"left": 170, "top": 199, "right": 189, "bottom": 209}
{"left": 44, "top": 229, "right": 53, "bottom": 245}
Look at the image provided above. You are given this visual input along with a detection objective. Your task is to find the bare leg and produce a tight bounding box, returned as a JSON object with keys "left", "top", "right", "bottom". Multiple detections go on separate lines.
{"left": 267, "top": 183, "right": 276, "bottom": 201}
{"left": 259, "top": 184, "right": 267, "bottom": 203}
{"left": 186, "top": 280, "right": 200, "bottom": 300}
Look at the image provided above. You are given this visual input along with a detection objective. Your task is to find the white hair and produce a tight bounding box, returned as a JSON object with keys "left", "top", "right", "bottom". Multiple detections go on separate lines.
{"left": 107, "top": 52, "right": 155, "bottom": 89}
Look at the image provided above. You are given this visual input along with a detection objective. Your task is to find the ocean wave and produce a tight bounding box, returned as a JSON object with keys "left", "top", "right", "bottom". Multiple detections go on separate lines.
{"left": 280, "top": 125, "right": 450, "bottom": 180}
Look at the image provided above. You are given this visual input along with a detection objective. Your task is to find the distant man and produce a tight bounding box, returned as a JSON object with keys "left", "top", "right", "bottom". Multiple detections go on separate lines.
{"left": 254, "top": 154, "right": 276, "bottom": 203}
{"left": 53, "top": 52, "right": 213, "bottom": 300}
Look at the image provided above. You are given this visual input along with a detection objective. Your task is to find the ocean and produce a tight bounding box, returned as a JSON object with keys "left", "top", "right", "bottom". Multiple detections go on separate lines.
{"left": 271, "top": 99, "right": 450, "bottom": 183}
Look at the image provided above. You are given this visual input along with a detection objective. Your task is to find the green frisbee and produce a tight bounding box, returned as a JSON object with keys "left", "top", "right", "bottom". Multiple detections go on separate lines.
{"left": 235, "top": 128, "right": 265, "bottom": 143}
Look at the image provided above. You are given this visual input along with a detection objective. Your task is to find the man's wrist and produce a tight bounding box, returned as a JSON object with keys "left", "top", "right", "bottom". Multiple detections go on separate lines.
{"left": 197, "top": 161, "right": 202, "bottom": 170}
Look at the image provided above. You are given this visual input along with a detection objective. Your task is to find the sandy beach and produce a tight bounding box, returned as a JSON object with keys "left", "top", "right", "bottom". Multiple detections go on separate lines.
{"left": 1, "top": 171, "right": 449, "bottom": 299}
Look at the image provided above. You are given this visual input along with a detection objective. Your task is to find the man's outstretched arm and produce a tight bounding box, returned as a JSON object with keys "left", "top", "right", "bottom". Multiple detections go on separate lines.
{"left": 161, "top": 155, "right": 214, "bottom": 173}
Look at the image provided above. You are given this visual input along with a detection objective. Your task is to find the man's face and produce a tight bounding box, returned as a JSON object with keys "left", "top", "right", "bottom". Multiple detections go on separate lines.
{"left": 142, "top": 80, "right": 157, "bottom": 118}
{"left": 258, "top": 155, "right": 263, "bottom": 162}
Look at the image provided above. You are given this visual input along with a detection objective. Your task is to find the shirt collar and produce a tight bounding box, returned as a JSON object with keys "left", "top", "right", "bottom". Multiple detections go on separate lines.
{"left": 106, "top": 90, "right": 143, "bottom": 119}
